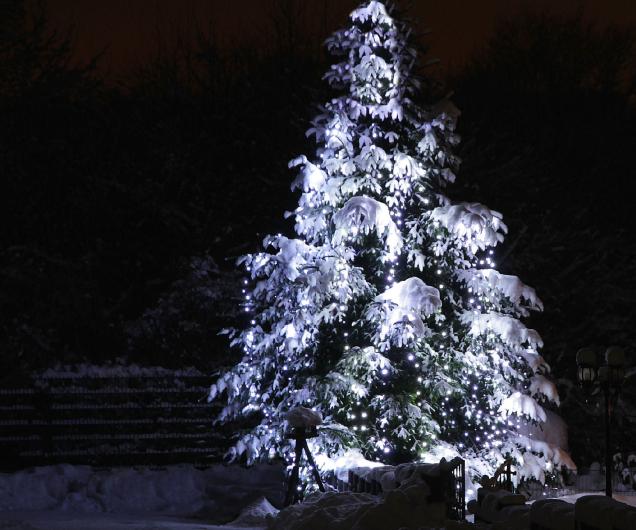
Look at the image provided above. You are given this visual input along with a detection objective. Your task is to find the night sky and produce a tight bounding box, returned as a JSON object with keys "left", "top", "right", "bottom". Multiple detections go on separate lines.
{"left": 47, "top": 0, "right": 636, "bottom": 80}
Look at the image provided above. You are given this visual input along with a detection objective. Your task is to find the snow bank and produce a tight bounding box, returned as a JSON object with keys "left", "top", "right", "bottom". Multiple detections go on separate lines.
{"left": 229, "top": 497, "right": 278, "bottom": 527}
{"left": 530, "top": 498, "right": 574, "bottom": 530}
{"left": 269, "top": 459, "right": 462, "bottom": 530}
{"left": 0, "top": 463, "right": 284, "bottom": 522}
{"left": 0, "top": 512, "right": 251, "bottom": 530}
{"left": 269, "top": 488, "right": 445, "bottom": 530}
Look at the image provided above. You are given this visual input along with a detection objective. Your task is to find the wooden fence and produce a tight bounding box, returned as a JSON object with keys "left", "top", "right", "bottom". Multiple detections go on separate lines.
{"left": 0, "top": 369, "right": 230, "bottom": 471}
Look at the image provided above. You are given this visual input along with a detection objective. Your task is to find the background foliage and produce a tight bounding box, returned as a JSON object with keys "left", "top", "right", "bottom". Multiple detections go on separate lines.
{"left": 1, "top": 2, "right": 635, "bottom": 464}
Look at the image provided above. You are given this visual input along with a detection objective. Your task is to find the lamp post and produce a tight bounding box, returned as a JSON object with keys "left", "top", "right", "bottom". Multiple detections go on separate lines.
{"left": 576, "top": 346, "right": 626, "bottom": 497}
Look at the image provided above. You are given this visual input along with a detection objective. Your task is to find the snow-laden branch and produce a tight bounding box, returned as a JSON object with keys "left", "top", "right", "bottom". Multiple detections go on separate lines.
{"left": 529, "top": 374, "right": 559, "bottom": 405}
{"left": 289, "top": 155, "right": 327, "bottom": 192}
{"left": 332, "top": 196, "right": 403, "bottom": 257}
{"left": 393, "top": 151, "right": 425, "bottom": 179}
{"left": 273, "top": 237, "right": 312, "bottom": 281}
{"left": 499, "top": 391, "right": 546, "bottom": 423}
{"left": 430, "top": 202, "right": 508, "bottom": 253}
{"left": 370, "top": 277, "right": 441, "bottom": 346}
{"left": 456, "top": 268, "right": 543, "bottom": 315}
{"left": 461, "top": 311, "right": 543, "bottom": 348}
{"left": 351, "top": 1, "right": 393, "bottom": 25}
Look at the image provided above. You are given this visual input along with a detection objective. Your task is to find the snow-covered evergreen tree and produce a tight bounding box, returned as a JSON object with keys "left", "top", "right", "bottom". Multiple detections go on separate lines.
{"left": 210, "top": 0, "right": 574, "bottom": 484}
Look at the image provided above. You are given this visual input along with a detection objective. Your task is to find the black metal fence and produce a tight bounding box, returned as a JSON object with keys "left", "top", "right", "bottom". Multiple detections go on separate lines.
{"left": 0, "top": 369, "right": 229, "bottom": 471}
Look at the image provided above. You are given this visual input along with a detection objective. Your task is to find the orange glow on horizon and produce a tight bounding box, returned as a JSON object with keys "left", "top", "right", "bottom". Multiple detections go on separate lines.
{"left": 44, "top": 0, "right": 636, "bottom": 81}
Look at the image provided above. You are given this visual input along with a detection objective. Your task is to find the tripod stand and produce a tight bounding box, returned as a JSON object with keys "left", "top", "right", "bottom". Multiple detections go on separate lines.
{"left": 284, "top": 426, "right": 325, "bottom": 506}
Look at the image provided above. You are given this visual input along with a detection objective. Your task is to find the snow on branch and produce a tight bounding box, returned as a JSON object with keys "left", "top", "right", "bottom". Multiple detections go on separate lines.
{"left": 462, "top": 311, "right": 543, "bottom": 348}
{"left": 287, "top": 407, "right": 323, "bottom": 428}
{"left": 499, "top": 391, "right": 547, "bottom": 423}
{"left": 513, "top": 411, "right": 575, "bottom": 482}
{"left": 377, "top": 277, "right": 442, "bottom": 315}
{"left": 513, "top": 432, "right": 577, "bottom": 483}
{"left": 519, "top": 350, "right": 550, "bottom": 374}
{"left": 355, "top": 145, "right": 391, "bottom": 172}
{"left": 456, "top": 268, "right": 543, "bottom": 315}
{"left": 370, "top": 278, "right": 441, "bottom": 346}
{"left": 350, "top": 1, "right": 393, "bottom": 25}
{"left": 289, "top": 155, "right": 327, "bottom": 192}
{"left": 393, "top": 152, "right": 425, "bottom": 179}
{"left": 430, "top": 202, "right": 507, "bottom": 253}
{"left": 272, "top": 237, "right": 312, "bottom": 281}
{"left": 354, "top": 54, "right": 392, "bottom": 82}
{"left": 529, "top": 374, "right": 559, "bottom": 405}
{"left": 333, "top": 196, "right": 403, "bottom": 257}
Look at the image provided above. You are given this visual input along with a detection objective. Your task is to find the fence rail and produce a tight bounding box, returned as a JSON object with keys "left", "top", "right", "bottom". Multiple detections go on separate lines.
{"left": 0, "top": 370, "right": 230, "bottom": 471}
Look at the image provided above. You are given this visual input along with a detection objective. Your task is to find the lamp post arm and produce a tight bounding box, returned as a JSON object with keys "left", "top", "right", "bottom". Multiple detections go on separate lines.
{"left": 604, "top": 386, "right": 612, "bottom": 498}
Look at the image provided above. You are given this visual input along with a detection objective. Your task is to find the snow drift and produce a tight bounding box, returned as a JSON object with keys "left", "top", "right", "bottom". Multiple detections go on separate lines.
{"left": 0, "top": 463, "right": 284, "bottom": 522}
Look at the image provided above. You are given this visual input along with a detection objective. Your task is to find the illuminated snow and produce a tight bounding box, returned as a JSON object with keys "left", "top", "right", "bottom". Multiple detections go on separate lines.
{"left": 289, "top": 155, "right": 327, "bottom": 192}
{"left": 333, "top": 196, "right": 403, "bottom": 256}
{"left": 373, "top": 277, "right": 441, "bottom": 340}
{"left": 456, "top": 268, "right": 543, "bottom": 314}
{"left": 463, "top": 311, "right": 543, "bottom": 348}
{"left": 499, "top": 391, "right": 547, "bottom": 422}
{"left": 430, "top": 202, "right": 508, "bottom": 252}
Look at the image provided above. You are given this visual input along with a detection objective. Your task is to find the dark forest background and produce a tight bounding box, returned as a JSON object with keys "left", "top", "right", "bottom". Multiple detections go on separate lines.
{"left": 2, "top": 1, "right": 636, "bottom": 465}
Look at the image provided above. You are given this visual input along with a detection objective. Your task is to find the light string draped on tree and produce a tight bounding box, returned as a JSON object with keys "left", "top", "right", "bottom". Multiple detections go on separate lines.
{"left": 210, "top": 0, "right": 574, "bottom": 487}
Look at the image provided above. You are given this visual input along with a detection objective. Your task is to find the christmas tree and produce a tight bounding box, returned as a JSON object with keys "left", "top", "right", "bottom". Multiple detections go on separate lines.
{"left": 211, "top": 0, "right": 573, "bottom": 484}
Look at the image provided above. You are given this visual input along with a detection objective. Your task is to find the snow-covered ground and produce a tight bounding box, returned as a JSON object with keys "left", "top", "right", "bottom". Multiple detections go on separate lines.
{"left": 0, "top": 512, "right": 260, "bottom": 530}
{"left": 3, "top": 463, "right": 636, "bottom": 530}
{"left": 0, "top": 460, "right": 463, "bottom": 530}
{"left": 0, "top": 464, "right": 283, "bottom": 530}
{"left": 542, "top": 491, "right": 636, "bottom": 507}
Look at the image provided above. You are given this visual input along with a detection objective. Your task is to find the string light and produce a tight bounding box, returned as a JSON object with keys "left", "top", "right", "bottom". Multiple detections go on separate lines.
{"left": 212, "top": 2, "right": 556, "bottom": 481}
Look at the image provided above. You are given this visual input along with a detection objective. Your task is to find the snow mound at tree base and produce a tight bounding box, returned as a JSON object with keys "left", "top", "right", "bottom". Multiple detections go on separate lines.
{"left": 269, "top": 489, "right": 446, "bottom": 530}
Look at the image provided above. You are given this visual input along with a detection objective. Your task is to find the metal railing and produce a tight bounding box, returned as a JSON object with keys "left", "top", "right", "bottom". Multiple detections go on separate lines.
{"left": 0, "top": 369, "right": 228, "bottom": 470}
